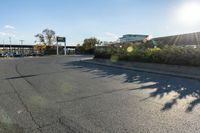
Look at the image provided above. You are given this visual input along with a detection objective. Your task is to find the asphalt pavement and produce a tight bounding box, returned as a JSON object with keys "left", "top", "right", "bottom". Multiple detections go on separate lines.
{"left": 0, "top": 55, "right": 200, "bottom": 133}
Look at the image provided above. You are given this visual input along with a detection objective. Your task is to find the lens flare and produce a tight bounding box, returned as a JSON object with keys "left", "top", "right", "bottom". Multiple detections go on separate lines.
{"left": 177, "top": 2, "right": 200, "bottom": 26}
{"left": 127, "top": 46, "right": 134, "bottom": 53}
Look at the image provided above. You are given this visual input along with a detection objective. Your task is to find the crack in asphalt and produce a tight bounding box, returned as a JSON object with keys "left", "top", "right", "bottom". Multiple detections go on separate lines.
{"left": 8, "top": 79, "right": 43, "bottom": 133}
{"left": 6, "top": 61, "right": 44, "bottom": 133}
{"left": 11, "top": 60, "right": 90, "bottom": 133}
{"left": 15, "top": 62, "right": 42, "bottom": 94}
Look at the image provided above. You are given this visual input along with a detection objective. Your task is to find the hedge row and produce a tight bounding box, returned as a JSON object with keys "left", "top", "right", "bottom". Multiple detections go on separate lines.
{"left": 95, "top": 45, "right": 200, "bottom": 66}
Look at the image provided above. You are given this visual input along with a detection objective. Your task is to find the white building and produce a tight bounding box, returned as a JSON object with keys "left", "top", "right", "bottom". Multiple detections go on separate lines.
{"left": 119, "top": 34, "right": 149, "bottom": 43}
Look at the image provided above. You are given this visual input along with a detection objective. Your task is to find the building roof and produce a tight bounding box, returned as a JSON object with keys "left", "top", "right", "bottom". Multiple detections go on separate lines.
{"left": 153, "top": 32, "right": 200, "bottom": 46}
{"left": 119, "top": 34, "right": 149, "bottom": 39}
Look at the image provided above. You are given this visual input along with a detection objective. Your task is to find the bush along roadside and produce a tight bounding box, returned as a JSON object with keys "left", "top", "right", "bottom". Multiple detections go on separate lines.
{"left": 94, "top": 44, "right": 200, "bottom": 66}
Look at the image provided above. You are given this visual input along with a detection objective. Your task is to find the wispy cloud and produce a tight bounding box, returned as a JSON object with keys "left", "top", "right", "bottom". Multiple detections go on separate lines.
{"left": 4, "top": 25, "right": 16, "bottom": 30}
{"left": 0, "top": 32, "right": 16, "bottom": 37}
{"left": 0, "top": 32, "right": 7, "bottom": 36}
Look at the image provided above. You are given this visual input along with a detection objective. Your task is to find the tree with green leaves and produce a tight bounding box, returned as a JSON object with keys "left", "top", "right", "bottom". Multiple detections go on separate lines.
{"left": 82, "top": 37, "right": 99, "bottom": 51}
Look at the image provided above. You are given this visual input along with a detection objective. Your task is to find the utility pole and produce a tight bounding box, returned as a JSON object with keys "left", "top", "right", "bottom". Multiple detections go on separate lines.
{"left": 20, "top": 40, "right": 24, "bottom": 55}
{"left": 20, "top": 40, "right": 24, "bottom": 45}
{"left": 3, "top": 40, "right": 5, "bottom": 49}
{"left": 9, "top": 37, "right": 12, "bottom": 53}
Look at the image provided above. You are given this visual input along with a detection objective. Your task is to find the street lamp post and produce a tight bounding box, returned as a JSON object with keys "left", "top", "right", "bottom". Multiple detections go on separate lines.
{"left": 20, "top": 40, "right": 24, "bottom": 55}
{"left": 9, "top": 37, "right": 12, "bottom": 53}
{"left": 3, "top": 40, "right": 5, "bottom": 50}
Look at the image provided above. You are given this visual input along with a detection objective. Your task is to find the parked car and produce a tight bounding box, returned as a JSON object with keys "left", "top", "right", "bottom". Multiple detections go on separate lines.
{"left": 31, "top": 53, "right": 37, "bottom": 56}
{"left": 13, "top": 53, "right": 22, "bottom": 57}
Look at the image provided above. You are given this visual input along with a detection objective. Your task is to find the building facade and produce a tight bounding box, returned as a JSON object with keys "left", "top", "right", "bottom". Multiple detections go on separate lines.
{"left": 119, "top": 34, "right": 149, "bottom": 43}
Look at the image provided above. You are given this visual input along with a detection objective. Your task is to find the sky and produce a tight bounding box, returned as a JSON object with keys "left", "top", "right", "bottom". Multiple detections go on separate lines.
{"left": 1, "top": 0, "right": 200, "bottom": 45}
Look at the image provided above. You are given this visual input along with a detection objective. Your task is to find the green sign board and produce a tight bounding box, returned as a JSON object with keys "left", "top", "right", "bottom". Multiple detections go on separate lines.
{"left": 57, "top": 37, "right": 66, "bottom": 42}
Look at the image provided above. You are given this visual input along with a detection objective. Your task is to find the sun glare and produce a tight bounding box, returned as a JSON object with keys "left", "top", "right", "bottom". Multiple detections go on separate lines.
{"left": 177, "top": 2, "right": 200, "bottom": 26}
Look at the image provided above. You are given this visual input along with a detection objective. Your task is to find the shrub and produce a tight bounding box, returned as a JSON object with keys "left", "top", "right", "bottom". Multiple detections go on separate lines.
{"left": 95, "top": 44, "right": 200, "bottom": 66}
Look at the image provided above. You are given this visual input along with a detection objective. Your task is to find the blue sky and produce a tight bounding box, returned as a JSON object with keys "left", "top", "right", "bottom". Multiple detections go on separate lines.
{"left": 1, "top": 0, "right": 200, "bottom": 45}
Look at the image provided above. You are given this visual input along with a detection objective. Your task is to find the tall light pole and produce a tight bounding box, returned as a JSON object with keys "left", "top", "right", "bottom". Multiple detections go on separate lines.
{"left": 2, "top": 40, "right": 5, "bottom": 53}
{"left": 20, "top": 40, "right": 24, "bottom": 45}
{"left": 9, "top": 37, "right": 12, "bottom": 53}
{"left": 20, "top": 40, "right": 24, "bottom": 55}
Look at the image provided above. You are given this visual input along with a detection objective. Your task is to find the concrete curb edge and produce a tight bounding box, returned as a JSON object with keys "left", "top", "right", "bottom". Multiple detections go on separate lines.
{"left": 81, "top": 60, "right": 200, "bottom": 80}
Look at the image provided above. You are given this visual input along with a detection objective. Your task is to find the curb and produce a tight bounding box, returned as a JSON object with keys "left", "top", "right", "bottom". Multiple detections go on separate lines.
{"left": 81, "top": 60, "right": 200, "bottom": 80}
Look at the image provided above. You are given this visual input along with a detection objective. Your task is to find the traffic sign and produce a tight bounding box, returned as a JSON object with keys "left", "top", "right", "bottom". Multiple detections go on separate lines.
{"left": 56, "top": 37, "right": 66, "bottom": 42}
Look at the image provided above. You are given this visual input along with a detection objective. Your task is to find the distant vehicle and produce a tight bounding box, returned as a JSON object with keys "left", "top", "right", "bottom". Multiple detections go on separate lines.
{"left": 37, "top": 53, "right": 44, "bottom": 56}
{"left": 1, "top": 52, "right": 21, "bottom": 57}
{"left": 9, "top": 53, "right": 14, "bottom": 57}
{"left": 1, "top": 52, "right": 8, "bottom": 57}
{"left": 0, "top": 53, "right": 4, "bottom": 57}
{"left": 13, "top": 53, "right": 22, "bottom": 57}
{"left": 4, "top": 53, "right": 10, "bottom": 57}
{"left": 7, "top": 53, "right": 15, "bottom": 57}
{"left": 31, "top": 52, "right": 44, "bottom": 56}
{"left": 31, "top": 53, "right": 37, "bottom": 56}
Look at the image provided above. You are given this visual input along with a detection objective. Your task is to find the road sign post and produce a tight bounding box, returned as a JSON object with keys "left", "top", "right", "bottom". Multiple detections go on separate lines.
{"left": 64, "top": 42, "right": 67, "bottom": 55}
{"left": 57, "top": 42, "right": 59, "bottom": 55}
{"left": 56, "top": 37, "right": 66, "bottom": 55}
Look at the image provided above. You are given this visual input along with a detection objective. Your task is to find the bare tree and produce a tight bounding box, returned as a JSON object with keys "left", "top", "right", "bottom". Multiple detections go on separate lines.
{"left": 35, "top": 33, "right": 45, "bottom": 44}
{"left": 42, "top": 29, "right": 56, "bottom": 46}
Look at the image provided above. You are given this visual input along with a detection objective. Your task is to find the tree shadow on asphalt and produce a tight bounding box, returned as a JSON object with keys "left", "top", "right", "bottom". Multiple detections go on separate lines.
{"left": 65, "top": 61, "right": 200, "bottom": 112}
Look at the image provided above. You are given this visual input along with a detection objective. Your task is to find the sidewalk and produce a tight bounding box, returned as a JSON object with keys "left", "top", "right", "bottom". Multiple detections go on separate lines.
{"left": 81, "top": 59, "right": 200, "bottom": 80}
